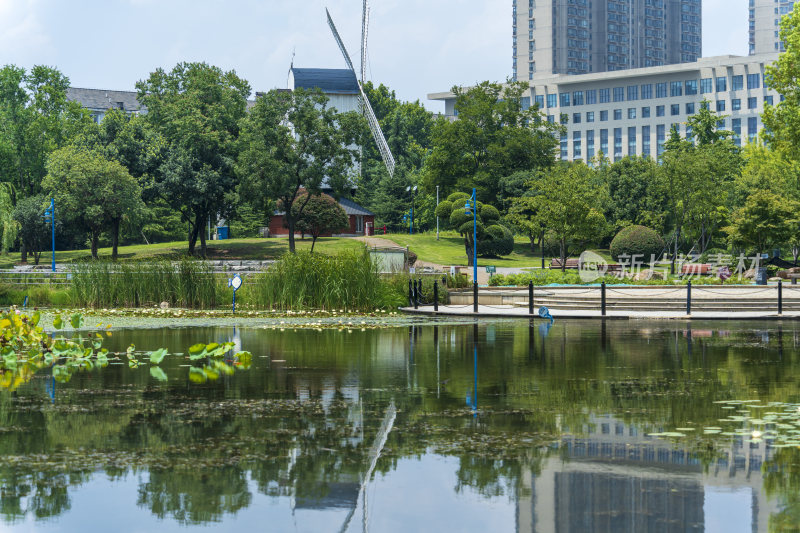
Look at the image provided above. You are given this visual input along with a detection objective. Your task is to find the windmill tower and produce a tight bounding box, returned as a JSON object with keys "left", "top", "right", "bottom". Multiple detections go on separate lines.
{"left": 326, "top": 5, "right": 396, "bottom": 178}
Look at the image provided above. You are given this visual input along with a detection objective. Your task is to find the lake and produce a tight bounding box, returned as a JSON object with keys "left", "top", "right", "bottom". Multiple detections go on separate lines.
{"left": 0, "top": 318, "right": 798, "bottom": 532}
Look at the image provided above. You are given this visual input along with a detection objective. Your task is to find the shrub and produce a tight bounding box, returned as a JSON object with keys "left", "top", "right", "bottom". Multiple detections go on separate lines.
{"left": 477, "top": 225, "right": 514, "bottom": 257}
{"left": 609, "top": 225, "right": 665, "bottom": 262}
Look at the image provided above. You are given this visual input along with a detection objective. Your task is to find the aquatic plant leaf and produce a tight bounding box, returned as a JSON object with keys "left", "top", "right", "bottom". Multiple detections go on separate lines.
{"left": 149, "top": 348, "right": 168, "bottom": 365}
{"left": 150, "top": 367, "right": 168, "bottom": 382}
{"left": 53, "top": 315, "right": 63, "bottom": 330}
{"left": 70, "top": 314, "right": 84, "bottom": 329}
{"left": 188, "top": 344, "right": 207, "bottom": 360}
{"left": 235, "top": 351, "right": 253, "bottom": 370}
{"left": 189, "top": 367, "right": 207, "bottom": 383}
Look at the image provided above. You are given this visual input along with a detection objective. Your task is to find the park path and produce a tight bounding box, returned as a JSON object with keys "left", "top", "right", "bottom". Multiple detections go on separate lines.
{"left": 357, "top": 236, "right": 502, "bottom": 284}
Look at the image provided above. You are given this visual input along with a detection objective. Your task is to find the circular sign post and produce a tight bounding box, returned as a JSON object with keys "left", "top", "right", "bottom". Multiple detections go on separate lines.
{"left": 228, "top": 274, "right": 243, "bottom": 315}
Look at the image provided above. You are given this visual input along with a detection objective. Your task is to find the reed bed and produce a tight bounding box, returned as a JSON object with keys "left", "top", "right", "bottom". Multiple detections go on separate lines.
{"left": 248, "top": 250, "right": 388, "bottom": 312}
{"left": 71, "top": 259, "right": 219, "bottom": 309}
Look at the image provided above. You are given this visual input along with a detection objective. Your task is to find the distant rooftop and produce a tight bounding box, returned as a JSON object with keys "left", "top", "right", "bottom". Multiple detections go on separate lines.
{"left": 289, "top": 68, "right": 360, "bottom": 95}
{"left": 66, "top": 88, "right": 143, "bottom": 113}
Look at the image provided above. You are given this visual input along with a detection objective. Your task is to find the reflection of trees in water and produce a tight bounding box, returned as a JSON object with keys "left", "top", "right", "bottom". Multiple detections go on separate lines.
{"left": 763, "top": 449, "right": 800, "bottom": 532}
{"left": 137, "top": 466, "right": 251, "bottom": 525}
{"left": 0, "top": 322, "right": 799, "bottom": 525}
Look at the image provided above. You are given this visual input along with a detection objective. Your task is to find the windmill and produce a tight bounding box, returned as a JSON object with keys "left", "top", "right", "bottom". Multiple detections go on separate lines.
{"left": 326, "top": 5, "right": 396, "bottom": 178}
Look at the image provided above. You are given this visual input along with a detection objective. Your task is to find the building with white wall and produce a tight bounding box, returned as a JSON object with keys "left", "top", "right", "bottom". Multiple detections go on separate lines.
{"left": 750, "top": 0, "right": 796, "bottom": 55}
{"left": 431, "top": 53, "right": 780, "bottom": 163}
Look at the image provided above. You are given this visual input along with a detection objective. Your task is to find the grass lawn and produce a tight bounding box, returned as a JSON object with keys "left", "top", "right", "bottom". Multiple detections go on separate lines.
{"left": 380, "top": 232, "right": 548, "bottom": 268}
{"left": 3, "top": 237, "right": 365, "bottom": 264}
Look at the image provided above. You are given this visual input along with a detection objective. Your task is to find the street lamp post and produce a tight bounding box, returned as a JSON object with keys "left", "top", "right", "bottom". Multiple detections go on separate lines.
{"left": 436, "top": 186, "right": 440, "bottom": 241}
{"left": 42, "top": 198, "right": 56, "bottom": 273}
{"left": 405, "top": 185, "right": 417, "bottom": 235}
{"left": 464, "top": 188, "right": 478, "bottom": 313}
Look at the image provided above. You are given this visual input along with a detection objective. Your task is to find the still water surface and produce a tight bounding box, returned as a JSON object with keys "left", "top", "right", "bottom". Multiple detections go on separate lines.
{"left": 1, "top": 319, "right": 799, "bottom": 532}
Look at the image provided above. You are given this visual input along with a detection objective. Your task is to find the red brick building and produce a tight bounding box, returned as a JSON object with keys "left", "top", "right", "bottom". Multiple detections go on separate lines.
{"left": 268, "top": 196, "right": 375, "bottom": 237}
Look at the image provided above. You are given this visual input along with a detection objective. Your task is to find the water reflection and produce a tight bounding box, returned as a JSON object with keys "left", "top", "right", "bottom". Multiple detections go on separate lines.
{"left": 0, "top": 320, "right": 798, "bottom": 531}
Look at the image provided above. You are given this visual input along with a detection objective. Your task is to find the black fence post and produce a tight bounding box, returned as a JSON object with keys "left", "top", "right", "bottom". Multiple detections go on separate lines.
{"left": 528, "top": 281, "right": 534, "bottom": 315}
{"left": 601, "top": 282, "right": 607, "bottom": 317}
{"left": 779, "top": 280, "right": 783, "bottom": 315}
{"left": 434, "top": 281, "right": 439, "bottom": 312}
{"left": 687, "top": 281, "right": 692, "bottom": 316}
{"left": 408, "top": 279, "right": 414, "bottom": 307}
{"left": 414, "top": 279, "right": 419, "bottom": 309}
{"left": 473, "top": 281, "right": 479, "bottom": 314}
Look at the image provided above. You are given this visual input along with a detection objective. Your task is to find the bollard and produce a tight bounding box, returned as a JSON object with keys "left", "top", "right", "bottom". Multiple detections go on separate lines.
{"left": 793, "top": 277, "right": 797, "bottom": 286}
{"left": 687, "top": 281, "right": 692, "bottom": 316}
{"left": 779, "top": 280, "right": 783, "bottom": 315}
{"left": 409, "top": 279, "right": 414, "bottom": 307}
{"left": 414, "top": 279, "right": 419, "bottom": 309}
{"left": 434, "top": 281, "right": 439, "bottom": 312}
{"left": 601, "top": 282, "right": 607, "bottom": 317}
{"left": 528, "top": 281, "right": 534, "bottom": 315}
{"left": 418, "top": 279, "right": 423, "bottom": 306}
{"left": 473, "top": 281, "right": 479, "bottom": 314}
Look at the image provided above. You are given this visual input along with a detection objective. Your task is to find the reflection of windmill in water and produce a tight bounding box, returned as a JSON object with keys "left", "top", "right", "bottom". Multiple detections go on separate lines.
{"left": 326, "top": 2, "right": 396, "bottom": 179}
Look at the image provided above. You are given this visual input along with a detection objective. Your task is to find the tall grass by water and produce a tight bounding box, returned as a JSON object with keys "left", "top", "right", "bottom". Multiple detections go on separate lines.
{"left": 71, "top": 259, "right": 219, "bottom": 308}
{"left": 248, "top": 250, "right": 390, "bottom": 311}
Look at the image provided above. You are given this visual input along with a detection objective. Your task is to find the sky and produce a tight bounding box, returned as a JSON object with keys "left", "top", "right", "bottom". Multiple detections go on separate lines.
{"left": 0, "top": 0, "right": 750, "bottom": 112}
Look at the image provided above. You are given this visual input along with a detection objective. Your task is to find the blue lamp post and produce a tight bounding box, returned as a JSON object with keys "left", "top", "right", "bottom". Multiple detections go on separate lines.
{"left": 406, "top": 185, "right": 417, "bottom": 234}
{"left": 464, "top": 188, "right": 478, "bottom": 313}
{"left": 42, "top": 198, "right": 56, "bottom": 273}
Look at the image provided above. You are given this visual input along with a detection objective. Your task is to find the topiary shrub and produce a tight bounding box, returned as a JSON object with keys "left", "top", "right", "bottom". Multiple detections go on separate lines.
{"left": 610, "top": 225, "right": 665, "bottom": 262}
{"left": 478, "top": 224, "right": 514, "bottom": 257}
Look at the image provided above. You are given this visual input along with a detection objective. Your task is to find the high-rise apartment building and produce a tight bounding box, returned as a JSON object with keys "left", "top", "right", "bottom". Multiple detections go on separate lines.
{"left": 749, "top": 0, "right": 795, "bottom": 55}
{"left": 512, "top": 0, "right": 702, "bottom": 81}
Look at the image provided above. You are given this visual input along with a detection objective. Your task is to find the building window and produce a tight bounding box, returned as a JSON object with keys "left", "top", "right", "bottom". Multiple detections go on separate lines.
{"left": 671, "top": 104, "right": 680, "bottom": 116}
{"left": 747, "top": 73, "right": 761, "bottom": 89}
{"left": 614, "top": 128, "right": 623, "bottom": 161}
{"left": 765, "top": 95, "right": 774, "bottom": 106}
{"left": 656, "top": 105, "right": 665, "bottom": 117}
{"left": 748, "top": 97, "right": 758, "bottom": 109}
{"left": 627, "top": 85, "right": 638, "bottom": 101}
{"left": 656, "top": 83, "right": 667, "bottom": 98}
{"left": 716, "top": 100, "right": 726, "bottom": 112}
{"left": 732, "top": 98, "right": 742, "bottom": 111}
{"left": 573, "top": 131, "right": 582, "bottom": 158}
{"left": 748, "top": 116, "right": 758, "bottom": 142}
{"left": 700, "top": 78, "right": 713, "bottom": 94}
{"left": 716, "top": 76, "right": 727, "bottom": 92}
{"left": 547, "top": 94, "right": 557, "bottom": 108}
{"left": 600, "top": 129, "right": 609, "bottom": 155}
{"left": 628, "top": 108, "right": 636, "bottom": 119}
{"left": 614, "top": 109, "right": 622, "bottom": 120}
{"left": 732, "top": 75, "right": 744, "bottom": 91}
{"left": 560, "top": 113, "right": 569, "bottom": 125}
{"left": 560, "top": 133, "right": 568, "bottom": 159}
{"left": 535, "top": 95, "right": 544, "bottom": 108}
{"left": 717, "top": 119, "right": 726, "bottom": 129}
{"left": 642, "top": 125, "right": 651, "bottom": 156}
{"left": 628, "top": 126, "right": 637, "bottom": 156}
{"left": 685, "top": 80, "right": 698, "bottom": 95}
{"left": 586, "top": 90, "right": 597, "bottom": 105}
{"left": 686, "top": 102, "right": 695, "bottom": 115}
{"left": 586, "top": 111, "right": 595, "bottom": 123}
{"left": 599, "top": 88, "right": 611, "bottom": 103}
{"left": 573, "top": 91, "right": 584, "bottom": 106}
{"left": 560, "top": 93, "right": 571, "bottom": 107}
{"left": 670, "top": 81, "right": 683, "bottom": 97}
{"left": 657, "top": 124, "right": 666, "bottom": 157}
{"left": 732, "top": 118, "right": 742, "bottom": 146}
{"left": 356, "top": 216, "right": 364, "bottom": 233}
{"left": 600, "top": 110, "right": 609, "bottom": 121}
{"left": 587, "top": 130, "right": 595, "bottom": 159}
{"left": 613, "top": 87, "right": 625, "bottom": 102}
{"left": 573, "top": 112, "right": 582, "bottom": 124}
{"left": 641, "top": 84, "right": 653, "bottom": 99}
{"left": 642, "top": 107, "right": 651, "bottom": 118}
{"left": 547, "top": 115, "right": 555, "bottom": 123}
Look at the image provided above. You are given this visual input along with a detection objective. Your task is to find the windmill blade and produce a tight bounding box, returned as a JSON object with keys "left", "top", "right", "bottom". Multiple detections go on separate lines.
{"left": 361, "top": 0, "right": 370, "bottom": 85}
{"left": 326, "top": 8, "right": 355, "bottom": 72}
{"left": 359, "top": 86, "right": 396, "bottom": 177}
{"left": 327, "top": 7, "right": 396, "bottom": 178}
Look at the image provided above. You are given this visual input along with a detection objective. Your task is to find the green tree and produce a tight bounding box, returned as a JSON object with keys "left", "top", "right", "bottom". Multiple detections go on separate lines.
{"left": 11, "top": 195, "right": 51, "bottom": 264}
{"left": 292, "top": 192, "right": 349, "bottom": 252}
{"left": 763, "top": 3, "right": 800, "bottom": 160}
{"left": 724, "top": 190, "right": 798, "bottom": 254}
{"left": 137, "top": 62, "right": 251, "bottom": 258}
{"left": 0, "top": 183, "right": 16, "bottom": 256}
{"left": 237, "top": 88, "right": 358, "bottom": 253}
{"left": 603, "top": 156, "right": 669, "bottom": 234}
{"left": 514, "top": 163, "right": 608, "bottom": 271}
{"left": 42, "top": 147, "right": 143, "bottom": 259}
{"left": 421, "top": 81, "right": 560, "bottom": 206}
{"left": 435, "top": 192, "right": 514, "bottom": 267}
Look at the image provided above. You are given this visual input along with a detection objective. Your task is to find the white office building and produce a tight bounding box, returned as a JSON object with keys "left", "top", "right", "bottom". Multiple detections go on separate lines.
{"left": 750, "top": 0, "right": 796, "bottom": 55}
{"left": 430, "top": 53, "right": 781, "bottom": 162}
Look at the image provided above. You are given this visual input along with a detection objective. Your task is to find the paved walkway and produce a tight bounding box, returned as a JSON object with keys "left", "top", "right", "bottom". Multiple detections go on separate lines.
{"left": 401, "top": 305, "right": 800, "bottom": 321}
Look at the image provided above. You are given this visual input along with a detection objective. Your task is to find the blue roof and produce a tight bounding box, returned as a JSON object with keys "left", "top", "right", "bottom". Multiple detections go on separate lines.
{"left": 291, "top": 68, "right": 360, "bottom": 95}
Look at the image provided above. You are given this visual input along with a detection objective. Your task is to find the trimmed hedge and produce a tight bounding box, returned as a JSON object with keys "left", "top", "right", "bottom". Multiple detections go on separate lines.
{"left": 610, "top": 225, "right": 665, "bottom": 262}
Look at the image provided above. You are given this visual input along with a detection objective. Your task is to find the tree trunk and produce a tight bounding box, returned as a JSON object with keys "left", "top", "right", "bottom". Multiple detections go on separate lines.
{"left": 20, "top": 241, "right": 27, "bottom": 264}
{"left": 111, "top": 218, "right": 120, "bottom": 261}
{"left": 670, "top": 227, "right": 681, "bottom": 275}
{"left": 34, "top": 251, "right": 41, "bottom": 265}
{"left": 465, "top": 236, "right": 474, "bottom": 267}
{"left": 310, "top": 235, "right": 318, "bottom": 253}
{"left": 287, "top": 216, "right": 297, "bottom": 253}
{"left": 529, "top": 233, "right": 536, "bottom": 253}
{"left": 560, "top": 238, "right": 567, "bottom": 273}
{"left": 199, "top": 223, "right": 207, "bottom": 259}
{"left": 91, "top": 231, "right": 99, "bottom": 260}
{"left": 188, "top": 215, "right": 201, "bottom": 256}
{"left": 540, "top": 231, "right": 545, "bottom": 270}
